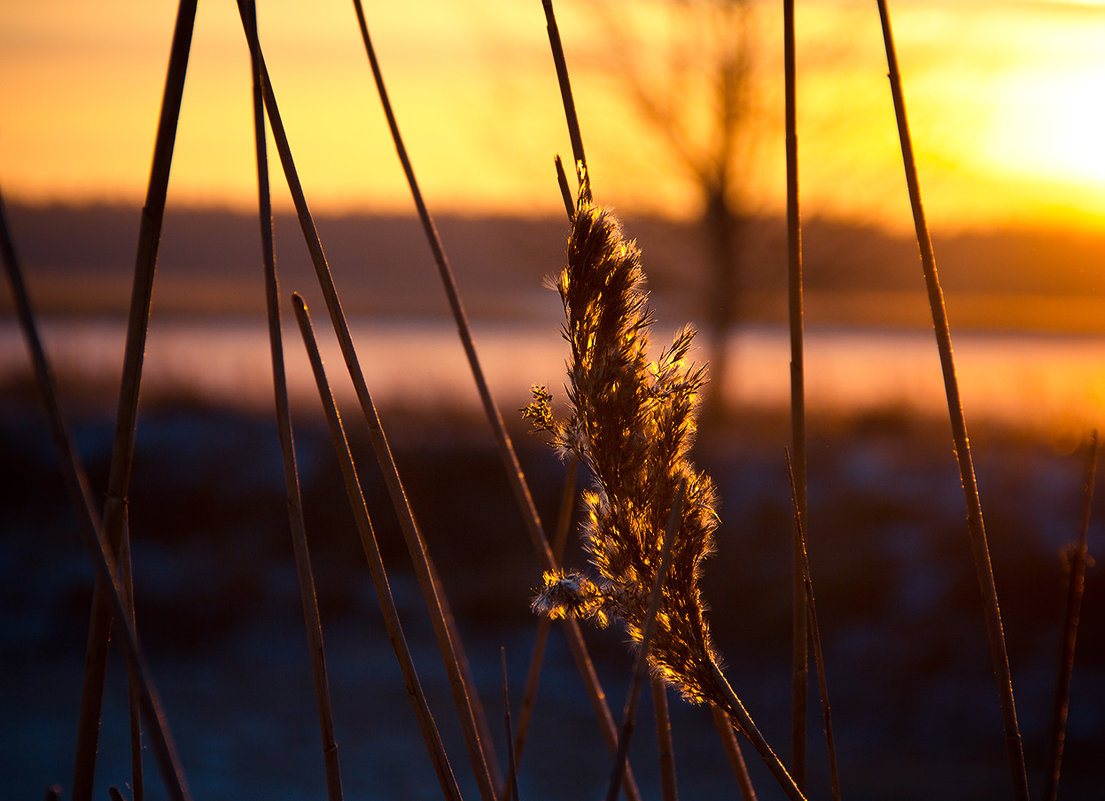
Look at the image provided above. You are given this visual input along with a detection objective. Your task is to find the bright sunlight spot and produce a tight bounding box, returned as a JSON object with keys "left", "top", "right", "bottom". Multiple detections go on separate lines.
{"left": 985, "top": 68, "right": 1105, "bottom": 190}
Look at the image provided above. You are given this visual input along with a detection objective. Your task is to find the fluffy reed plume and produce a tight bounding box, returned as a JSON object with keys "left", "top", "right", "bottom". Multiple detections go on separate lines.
{"left": 524, "top": 196, "right": 722, "bottom": 705}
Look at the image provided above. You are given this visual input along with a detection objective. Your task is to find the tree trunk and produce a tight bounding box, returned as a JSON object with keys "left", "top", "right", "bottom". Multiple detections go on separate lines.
{"left": 700, "top": 188, "right": 740, "bottom": 427}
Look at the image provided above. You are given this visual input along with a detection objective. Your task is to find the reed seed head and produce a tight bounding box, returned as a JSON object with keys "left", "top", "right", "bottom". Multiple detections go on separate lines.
{"left": 525, "top": 196, "right": 727, "bottom": 705}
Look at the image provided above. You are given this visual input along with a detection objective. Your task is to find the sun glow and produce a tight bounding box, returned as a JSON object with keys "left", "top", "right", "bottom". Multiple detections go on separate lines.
{"left": 2, "top": 1, "right": 1105, "bottom": 230}
{"left": 985, "top": 69, "right": 1105, "bottom": 187}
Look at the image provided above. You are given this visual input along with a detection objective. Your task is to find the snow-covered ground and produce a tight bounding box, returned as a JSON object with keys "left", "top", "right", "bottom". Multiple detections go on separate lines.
{"left": 2, "top": 396, "right": 1102, "bottom": 800}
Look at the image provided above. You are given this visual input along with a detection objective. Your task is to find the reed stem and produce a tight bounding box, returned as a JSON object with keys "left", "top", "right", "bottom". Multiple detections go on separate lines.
{"left": 348, "top": 0, "right": 546, "bottom": 575}
{"left": 876, "top": 5, "right": 1029, "bottom": 799}
{"left": 783, "top": 0, "right": 808, "bottom": 788}
{"left": 710, "top": 706, "right": 757, "bottom": 801}
{"left": 712, "top": 661, "right": 806, "bottom": 801}
{"left": 292, "top": 294, "right": 463, "bottom": 801}
{"left": 2, "top": 186, "right": 193, "bottom": 801}
{"left": 501, "top": 649, "right": 521, "bottom": 801}
{"left": 1042, "top": 432, "right": 1097, "bottom": 801}
{"left": 70, "top": 3, "right": 197, "bottom": 798}
{"left": 542, "top": 0, "right": 589, "bottom": 194}
{"left": 561, "top": 618, "right": 644, "bottom": 801}
{"left": 347, "top": 5, "right": 638, "bottom": 796}
{"left": 234, "top": 10, "right": 497, "bottom": 797}
{"left": 510, "top": 457, "right": 578, "bottom": 775}
{"left": 554, "top": 154, "right": 575, "bottom": 219}
{"left": 604, "top": 483, "right": 685, "bottom": 801}
{"left": 243, "top": 3, "right": 344, "bottom": 798}
{"left": 786, "top": 452, "right": 841, "bottom": 801}
{"left": 652, "top": 679, "right": 678, "bottom": 801}
{"left": 123, "top": 536, "right": 144, "bottom": 801}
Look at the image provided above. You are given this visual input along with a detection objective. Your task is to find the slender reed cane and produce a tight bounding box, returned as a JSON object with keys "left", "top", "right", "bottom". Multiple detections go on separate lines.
{"left": 555, "top": 155, "right": 576, "bottom": 219}
{"left": 876, "top": 4, "right": 1029, "bottom": 799}
{"left": 604, "top": 483, "right": 686, "bottom": 801}
{"left": 510, "top": 457, "right": 578, "bottom": 773}
{"left": 562, "top": 619, "right": 644, "bottom": 801}
{"left": 347, "top": 5, "right": 638, "bottom": 797}
{"left": 783, "top": 0, "right": 809, "bottom": 788}
{"left": 652, "top": 679, "right": 679, "bottom": 801}
{"left": 710, "top": 663, "right": 806, "bottom": 801}
{"left": 243, "top": 3, "right": 343, "bottom": 798}
{"left": 121, "top": 532, "right": 143, "bottom": 801}
{"left": 293, "top": 294, "right": 464, "bottom": 801}
{"left": 1042, "top": 432, "right": 1097, "bottom": 801}
{"left": 786, "top": 452, "right": 841, "bottom": 801}
{"left": 0, "top": 192, "right": 192, "bottom": 801}
{"left": 501, "top": 650, "right": 521, "bottom": 801}
{"left": 542, "top": 0, "right": 589, "bottom": 195}
{"left": 233, "top": 11, "right": 496, "bottom": 798}
{"left": 70, "top": 3, "right": 197, "bottom": 799}
{"left": 348, "top": 0, "right": 545, "bottom": 579}
{"left": 711, "top": 706, "right": 757, "bottom": 801}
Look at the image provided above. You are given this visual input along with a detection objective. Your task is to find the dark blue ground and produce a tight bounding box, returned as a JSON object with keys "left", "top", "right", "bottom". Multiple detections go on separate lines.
{"left": 2, "top": 397, "right": 1103, "bottom": 800}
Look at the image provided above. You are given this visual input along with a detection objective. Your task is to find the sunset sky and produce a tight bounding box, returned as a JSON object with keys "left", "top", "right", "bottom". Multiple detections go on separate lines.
{"left": 2, "top": 0, "right": 1104, "bottom": 232}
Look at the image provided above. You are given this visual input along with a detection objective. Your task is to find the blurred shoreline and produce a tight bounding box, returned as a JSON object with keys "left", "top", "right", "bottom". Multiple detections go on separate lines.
{"left": 2, "top": 317, "right": 1103, "bottom": 441}
{"left": 4, "top": 201, "right": 1105, "bottom": 332}
{"left": 4, "top": 201, "right": 1105, "bottom": 440}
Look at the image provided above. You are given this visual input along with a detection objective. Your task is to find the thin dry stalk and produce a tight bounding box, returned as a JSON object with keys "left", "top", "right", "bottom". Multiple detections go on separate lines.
{"left": 348, "top": 0, "right": 538, "bottom": 578}
{"left": 604, "top": 483, "right": 686, "bottom": 801}
{"left": 543, "top": 163, "right": 580, "bottom": 729}
{"left": 427, "top": 553, "right": 500, "bottom": 779}
{"left": 554, "top": 154, "right": 575, "bottom": 219}
{"left": 501, "top": 650, "right": 521, "bottom": 801}
{"left": 510, "top": 457, "right": 578, "bottom": 774}
{"left": 709, "top": 665, "right": 806, "bottom": 801}
{"left": 347, "top": 6, "right": 638, "bottom": 797}
{"left": 349, "top": 0, "right": 550, "bottom": 610}
{"left": 783, "top": 0, "right": 808, "bottom": 787}
{"left": 542, "top": 0, "right": 589, "bottom": 193}
{"left": 292, "top": 294, "right": 464, "bottom": 801}
{"left": 233, "top": 11, "right": 496, "bottom": 798}
{"left": 243, "top": 3, "right": 343, "bottom": 798}
{"left": 560, "top": 620, "right": 645, "bottom": 801}
{"left": 122, "top": 536, "right": 144, "bottom": 801}
{"left": 1042, "top": 432, "right": 1098, "bottom": 801}
{"left": 876, "top": 5, "right": 1029, "bottom": 799}
{"left": 651, "top": 679, "right": 678, "bottom": 801}
{"left": 1, "top": 189, "right": 192, "bottom": 801}
{"left": 710, "top": 706, "right": 757, "bottom": 801}
{"left": 78, "top": 497, "right": 193, "bottom": 801}
{"left": 70, "top": 3, "right": 197, "bottom": 798}
{"left": 786, "top": 452, "right": 841, "bottom": 801}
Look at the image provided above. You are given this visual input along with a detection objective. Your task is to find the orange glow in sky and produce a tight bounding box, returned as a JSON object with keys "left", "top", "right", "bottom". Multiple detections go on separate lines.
{"left": 2, "top": 0, "right": 1105, "bottom": 231}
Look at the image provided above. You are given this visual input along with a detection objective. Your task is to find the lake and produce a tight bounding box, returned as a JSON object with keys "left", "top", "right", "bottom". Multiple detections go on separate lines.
{"left": 2, "top": 318, "right": 1103, "bottom": 438}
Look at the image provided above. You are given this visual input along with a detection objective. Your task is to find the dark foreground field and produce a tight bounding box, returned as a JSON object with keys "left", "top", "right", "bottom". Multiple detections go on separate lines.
{"left": 2, "top": 394, "right": 1102, "bottom": 800}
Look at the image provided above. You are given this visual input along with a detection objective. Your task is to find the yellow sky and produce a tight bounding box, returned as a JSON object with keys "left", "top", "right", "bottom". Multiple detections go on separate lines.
{"left": 1, "top": 0, "right": 1104, "bottom": 231}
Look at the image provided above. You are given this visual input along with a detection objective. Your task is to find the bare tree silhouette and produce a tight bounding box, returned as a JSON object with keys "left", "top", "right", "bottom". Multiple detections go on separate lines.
{"left": 585, "top": 0, "right": 759, "bottom": 423}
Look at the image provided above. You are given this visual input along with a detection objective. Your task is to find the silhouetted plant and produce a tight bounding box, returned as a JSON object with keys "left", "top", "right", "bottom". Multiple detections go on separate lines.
{"left": 525, "top": 186, "right": 806, "bottom": 801}
{"left": 525, "top": 193, "right": 724, "bottom": 703}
